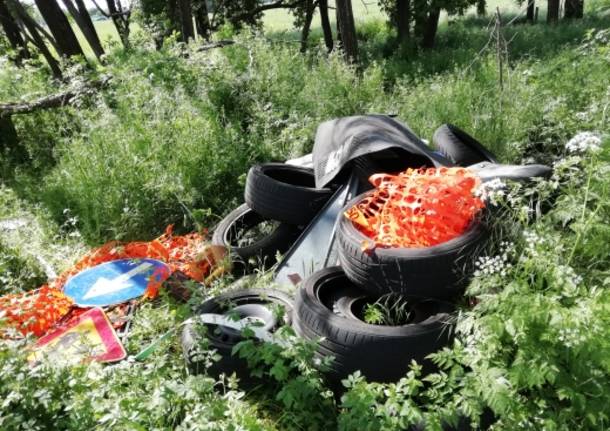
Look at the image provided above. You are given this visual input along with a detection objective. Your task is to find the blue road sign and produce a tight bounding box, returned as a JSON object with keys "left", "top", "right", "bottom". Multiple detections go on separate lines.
{"left": 63, "top": 258, "right": 170, "bottom": 307}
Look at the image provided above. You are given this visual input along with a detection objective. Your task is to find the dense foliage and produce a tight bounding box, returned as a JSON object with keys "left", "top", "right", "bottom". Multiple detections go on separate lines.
{"left": 0, "top": 12, "right": 609, "bottom": 431}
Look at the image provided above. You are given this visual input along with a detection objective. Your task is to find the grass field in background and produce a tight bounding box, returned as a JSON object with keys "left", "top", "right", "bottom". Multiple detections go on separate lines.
{"left": 262, "top": 0, "right": 522, "bottom": 32}
{"left": 86, "top": 0, "right": 524, "bottom": 55}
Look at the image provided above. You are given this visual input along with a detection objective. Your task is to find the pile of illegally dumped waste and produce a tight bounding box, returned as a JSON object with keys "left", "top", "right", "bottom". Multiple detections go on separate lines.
{"left": 1, "top": 115, "right": 552, "bottom": 390}
{"left": 0, "top": 225, "right": 226, "bottom": 363}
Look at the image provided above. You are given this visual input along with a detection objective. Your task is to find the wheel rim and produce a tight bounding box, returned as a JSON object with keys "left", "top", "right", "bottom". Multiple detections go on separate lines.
{"left": 225, "top": 211, "right": 280, "bottom": 249}
{"left": 207, "top": 299, "right": 286, "bottom": 345}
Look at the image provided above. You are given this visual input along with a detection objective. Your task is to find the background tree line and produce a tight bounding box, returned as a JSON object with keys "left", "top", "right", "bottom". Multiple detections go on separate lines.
{"left": 0, "top": 0, "right": 590, "bottom": 75}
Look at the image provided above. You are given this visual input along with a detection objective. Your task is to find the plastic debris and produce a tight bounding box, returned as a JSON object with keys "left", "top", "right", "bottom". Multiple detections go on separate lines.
{"left": 0, "top": 225, "right": 227, "bottom": 339}
{"left": 62, "top": 258, "right": 172, "bottom": 307}
{"left": 29, "top": 307, "right": 127, "bottom": 365}
{"left": 45, "top": 225, "right": 227, "bottom": 300}
{"left": 345, "top": 167, "right": 484, "bottom": 250}
{"left": 0, "top": 286, "right": 73, "bottom": 337}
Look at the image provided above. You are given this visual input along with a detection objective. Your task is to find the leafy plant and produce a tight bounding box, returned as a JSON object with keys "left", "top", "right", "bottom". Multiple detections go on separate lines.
{"left": 233, "top": 328, "right": 336, "bottom": 430}
{"left": 363, "top": 295, "right": 413, "bottom": 326}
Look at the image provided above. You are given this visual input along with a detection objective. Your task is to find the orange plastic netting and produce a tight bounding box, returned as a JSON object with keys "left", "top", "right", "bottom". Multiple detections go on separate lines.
{"left": 0, "top": 226, "right": 227, "bottom": 338}
{"left": 0, "top": 286, "right": 73, "bottom": 338}
{"left": 345, "top": 167, "right": 484, "bottom": 250}
{"left": 45, "top": 225, "right": 227, "bottom": 298}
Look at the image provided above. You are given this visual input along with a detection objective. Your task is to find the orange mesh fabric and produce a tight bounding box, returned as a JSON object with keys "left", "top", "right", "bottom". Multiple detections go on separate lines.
{"left": 345, "top": 167, "right": 484, "bottom": 250}
{"left": 46, "top": 225, "right": 228, "bottom": 298}
{"left": 1, "top": 225, "right": 228, "bottom": 338}
{"left": 0, "top": 286, "right": 73, "bottom": 337}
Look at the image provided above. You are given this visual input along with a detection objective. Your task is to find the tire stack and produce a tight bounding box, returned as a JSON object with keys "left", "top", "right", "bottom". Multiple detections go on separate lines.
{"left": 292, "top": 124, "right": 494, "bottom": 386}
{"left": 292, "top": 267, "right": 456, "bottom": 386}
{"left": 212, "top": 163, "right": 335, "bottom": 274}
{"left": 186, "top": 123, "right": 496, "bottom": 390}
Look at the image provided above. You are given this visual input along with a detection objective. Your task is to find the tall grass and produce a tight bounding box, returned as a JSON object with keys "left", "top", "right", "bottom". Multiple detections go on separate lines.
{"left": 1, "top": 18, "right": 607, "bottom": 245}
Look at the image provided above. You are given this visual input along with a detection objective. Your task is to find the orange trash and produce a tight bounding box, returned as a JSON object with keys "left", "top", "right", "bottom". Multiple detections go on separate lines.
{"left": 345, "top": 167, "right": 484, "bottom": 250}
{"left": 1, "top": 225, "right": 228, "bottom": 338}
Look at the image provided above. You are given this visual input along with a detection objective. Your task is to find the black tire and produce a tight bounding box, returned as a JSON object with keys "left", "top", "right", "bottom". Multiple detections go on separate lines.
{"left": 293, "top": 267, "right": 453, "bottom": 384}
{"left": 432, "top": 124, "right": 498, "bottom": 166}
{"left": 245, "top": 163, "right": 334, "bottom": 226}
{"left": 182, "top": 288, "right": 294, "bottom": 384}
{"left": 212, "top": 204, "right": 302, "bottom": 274}
{"left": 337, "top": 192, "right": 488, "bottom": 300}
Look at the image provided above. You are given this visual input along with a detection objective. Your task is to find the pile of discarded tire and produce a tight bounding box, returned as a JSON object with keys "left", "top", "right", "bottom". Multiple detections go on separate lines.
{"left": 212, "top": 162, "right": 336, "bottom": 274}
{"left": 183, "top": 116, "right": 549, "bottom": 392}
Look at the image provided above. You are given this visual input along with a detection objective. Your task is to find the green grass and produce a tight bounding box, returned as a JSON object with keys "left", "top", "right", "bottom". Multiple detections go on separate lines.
{"left": 1, "top": 10, "right": 609, "bottom": 431}
{"left": 262, "top": 0, "right": 385, "bottom": 31}
{"left": 3, "top": 15, "right": 607, "bottom": 243}
{"left": 72, "top": 19, "right": 138, "bottom": 60}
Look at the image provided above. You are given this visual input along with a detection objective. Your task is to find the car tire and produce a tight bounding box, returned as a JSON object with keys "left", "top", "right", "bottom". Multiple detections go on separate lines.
{"left": 432, "top": 124, "right": 498, "bottom": 166}
{"left": 182, "top": 288, "right": 294, "bottom": 384}
{"left": 212, "top": 204, "right": 302, "bottom": 274}
{"left": 292, "top": 267, "right": 454, "bottom": 384}
{"left": 245, "top": 163, "right": 334, "bottom": 226}
{"left": 337, "top": 193, "right": 488, "bottom": 300}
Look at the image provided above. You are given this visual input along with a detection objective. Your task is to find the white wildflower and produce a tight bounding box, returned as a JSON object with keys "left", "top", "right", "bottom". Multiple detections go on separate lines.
{"left": 523, "top": 230, "right": 545, "bottom": 257}
{"left": 474, "top": 241, "right": 513, "bottom": 277}
{"left": 475, "top": 178, "right": 506, "bottom": 205}
{"left": 565, "top": 132, "right": 602, "bottom": 153}
{"left": 575, "top": 111, "right": 588, "bottom": 121}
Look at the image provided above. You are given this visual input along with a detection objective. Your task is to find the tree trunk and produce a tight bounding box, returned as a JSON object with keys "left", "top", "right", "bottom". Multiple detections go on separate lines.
{"left": 576, "top": 0, "right": 584, "bottom": 17}
{"left": 476, "top": 0, "right": 486, "bottom": 15}
{"left": 61, "top": 0, "right": 104, "bottom": 59}
{"left": 34, "top": 0, "right": 84, "bottom": 58}
{"left": 105, "top": 0, "right": 131, "bottom": 49}
{"left": 7, "top": 0, "right": 62, "bottom": 77}
{"left": 526, "top": 0, "right": 535, "bottom": 22}
{"left": 396, "top": 0, "right": 410, "bottom": 44}
{"left": 17, "top": 4, "right": 61, "bottom": 52}
{"left": 319, "top": 0, "right": 333, "bottom": 51}
{"left": 0, "top": 0, "right": 29, "bottom": 61}
{"left": 413, "top": 0, "right": 427, "bottom": 39}
{"left": 564, "top": 0, "right": 584, "bottom": 18}
{"left": 0, "top": 116, "right": 18, "bottom": 151}
{"left": 336, "top": 0, "right": 358, "bottom": 62}
{"left": 300, "top": 0, "right": 316, "bottom": 52}
{"left": 167, "top": 0, "right": 179, "bottom": 35}
{"left": 178, "top": 0, "right": 195, "bottom": 42}
{"left": 193, "top": 0, "right": 210, "bottom": 40}
{"left": 335, "top": 2, "right": 342, "bottom": 46}
{"left": 0, "top": 77, "right": 110, "bottom": 116}
{"left": 421, "top": 7, "right": 440, "bottom": 49}
{"left": 0, "top": 115, "right": 27, "bottom": 165}
{"left": 547, "top": 0, "right": 559, "bottom": 22}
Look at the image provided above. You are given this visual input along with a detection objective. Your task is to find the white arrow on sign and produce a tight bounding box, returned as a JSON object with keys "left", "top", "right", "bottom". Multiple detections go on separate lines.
{"left": 83, "top": 262, "right": 154, "bottom": 300}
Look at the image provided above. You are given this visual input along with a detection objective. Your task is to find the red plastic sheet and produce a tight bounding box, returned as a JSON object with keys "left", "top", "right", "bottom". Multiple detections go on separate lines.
{"left": 345, "top": 167, "right": 484, "bottom": 250}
